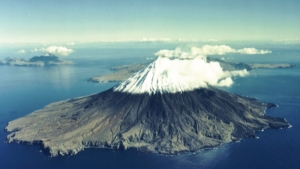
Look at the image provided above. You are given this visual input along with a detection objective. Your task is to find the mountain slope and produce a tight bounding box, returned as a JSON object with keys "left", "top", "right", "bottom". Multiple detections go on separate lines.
{"left": 5, "top": 56, "right": 290, "bottom": 156}
{"left": 5, "top": 87, "right": 289, "bottom": 156}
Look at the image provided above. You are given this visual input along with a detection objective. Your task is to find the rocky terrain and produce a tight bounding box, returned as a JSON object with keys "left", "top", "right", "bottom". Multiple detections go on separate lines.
{"left": 5, "top": 87, "right": 290, "bottom": 157}
{"left": 0, "top": 55, "right": 73, "bottom": 66}
{"left": 5, "top": 55, "right": 290, "bottom": 157}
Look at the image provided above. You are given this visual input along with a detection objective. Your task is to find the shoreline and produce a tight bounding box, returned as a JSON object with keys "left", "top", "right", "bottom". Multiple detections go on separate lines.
{"left": 5, "top": 88, "right": 290, "bottom": 157}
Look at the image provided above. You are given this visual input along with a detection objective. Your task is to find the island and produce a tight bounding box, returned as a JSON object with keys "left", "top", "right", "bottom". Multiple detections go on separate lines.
{"left": 5, "top": 56, "right": 290, "bottom": 157}
{"left": 88, "top": 57, "right": 295, "bottom": 83}
{"left": 0, "top": 55, "right": 73, "bottom": 66}
{"left": 89, "top": 63, "right": 148, "bottom": 82}
{"left": 248, "top": 63, "right": 295, "bottom": 69}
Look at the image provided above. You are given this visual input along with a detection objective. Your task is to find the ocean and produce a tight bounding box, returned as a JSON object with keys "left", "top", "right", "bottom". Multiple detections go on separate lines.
{"left": 0, "top": 44, "right": 300, "bottom": 169}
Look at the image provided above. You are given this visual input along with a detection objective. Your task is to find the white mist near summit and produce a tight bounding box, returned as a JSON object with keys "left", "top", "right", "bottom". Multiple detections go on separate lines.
{"left": 114, "top": 47, "right": 249, "bottom": 94}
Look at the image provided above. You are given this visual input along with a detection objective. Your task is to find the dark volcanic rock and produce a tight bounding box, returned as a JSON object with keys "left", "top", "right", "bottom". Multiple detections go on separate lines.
{"left": 5, "top": 87, "right": 289, "bottom": 156}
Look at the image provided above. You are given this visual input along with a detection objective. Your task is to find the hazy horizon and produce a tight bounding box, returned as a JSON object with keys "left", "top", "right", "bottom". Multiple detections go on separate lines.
{"left": 1, "top": 0, "right": 300, "bottom": 44}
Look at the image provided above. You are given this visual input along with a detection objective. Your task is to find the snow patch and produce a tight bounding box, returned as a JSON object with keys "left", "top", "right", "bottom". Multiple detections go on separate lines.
{"left": 114, "top": 55, "right": 249, "bottom": 94}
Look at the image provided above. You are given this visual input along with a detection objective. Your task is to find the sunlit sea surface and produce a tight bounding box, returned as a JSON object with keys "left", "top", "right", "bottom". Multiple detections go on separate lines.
{"left": 0, "top": 45, "right": 300, "bottom": 169}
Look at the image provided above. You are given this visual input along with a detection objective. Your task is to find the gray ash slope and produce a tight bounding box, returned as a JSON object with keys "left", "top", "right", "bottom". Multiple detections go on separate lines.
{"left": 5, "top": 87, "right": 289, "bottom": 156}
{"left": 5, "top": 55, "right": 290, "bottom": 157}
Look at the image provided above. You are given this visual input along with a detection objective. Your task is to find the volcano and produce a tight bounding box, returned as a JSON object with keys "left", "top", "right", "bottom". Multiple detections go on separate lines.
{"left": 5, "top": 56, "right": 290, "bottom": 157}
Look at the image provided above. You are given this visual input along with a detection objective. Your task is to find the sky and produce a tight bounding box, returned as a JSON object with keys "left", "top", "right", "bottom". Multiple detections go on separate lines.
{"left": 1, "top": 0, "right": 300, "bottom": 44}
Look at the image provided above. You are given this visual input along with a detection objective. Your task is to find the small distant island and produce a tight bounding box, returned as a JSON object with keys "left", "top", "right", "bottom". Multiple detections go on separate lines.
{"left": 248, "top": 63, "right": 295, "bottom": 69}
{"left": 89, "top": 63, "right": 148, "bottom": 82}
{"left": 0, "top": 54, "right": 73, "bottom": 67}
{"left": 89, "top": 57, "right": 295, "bottom": 83}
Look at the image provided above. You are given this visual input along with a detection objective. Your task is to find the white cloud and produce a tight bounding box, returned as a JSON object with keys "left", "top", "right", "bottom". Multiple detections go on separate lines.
{"left": 190, "top": 45, "right": 271, "bottom": 56}
{"left": 44, "top": 46, "right": 73, "bottom": 56}
{"left": 191, "top": 45, "right": 236, "bottom": 55}
{"left": 275, "top": 38, "right": 300, "bottom": 42}
{"left": 17, "top": 49, "right": 26, "bottom": 54}
{"left": 155, "top": 48, "right": 195, "bottom": 59}
{"left": 31, "top": 48, "right": 39, "bottom": 52}
{"left": 237, "top": 48, "right": 271, "bottom": 54}
{"left": 31, "top": 46, "right": 74, "bottom": 56}
{"left": 66, "top": 42, "right": 75, "bottom": 46}
{"left": 206, "top": 39, "right": 219, "bottom": 42}
{"left": 153, "top": 47, "right": 250, "bottom": 88}
{"left": 156, "top": 45, "right": 271, "bottom": 59}
{"left": 140, "top": 38, "right": 172, "bottom": 42}
{"left": 98, "top": 38, "right": 173, "bottom": 43}
{"left": 114, "top": 55, "right": 249, "bottom": 94}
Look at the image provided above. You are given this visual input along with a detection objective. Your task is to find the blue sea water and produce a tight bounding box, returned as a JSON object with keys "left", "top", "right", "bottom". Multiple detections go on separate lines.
{"left": 0, "top": 45, "right": 300, "bottom": 169}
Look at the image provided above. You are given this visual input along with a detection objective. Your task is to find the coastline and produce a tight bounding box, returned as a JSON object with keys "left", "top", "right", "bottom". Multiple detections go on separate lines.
{"left": 5, "top": 88, "right": 290, "bottom": 157}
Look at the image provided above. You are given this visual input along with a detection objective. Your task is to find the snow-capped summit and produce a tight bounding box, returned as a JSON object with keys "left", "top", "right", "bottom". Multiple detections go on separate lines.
{"left": 113, "top": 56, "right": 248, "bottom": 94}
{"left": 113, "top": 56, "right": 204, "bottom": 94}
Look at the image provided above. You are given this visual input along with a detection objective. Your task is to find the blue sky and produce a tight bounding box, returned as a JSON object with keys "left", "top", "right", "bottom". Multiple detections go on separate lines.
{"left": 1, "top": 0, "right": 300, "bottom": 44}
